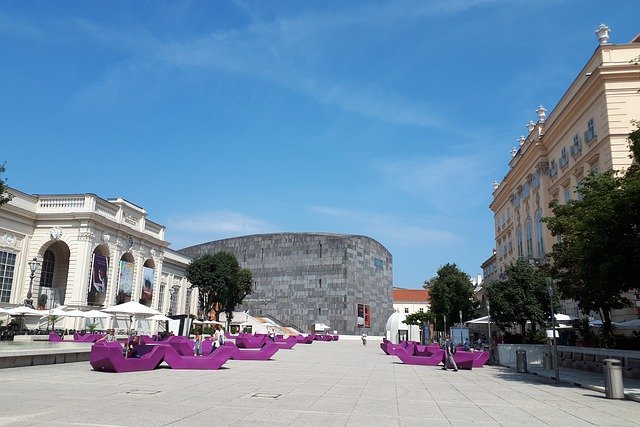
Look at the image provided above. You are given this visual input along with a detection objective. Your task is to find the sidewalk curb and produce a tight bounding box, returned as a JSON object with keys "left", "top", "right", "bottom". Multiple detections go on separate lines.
{"left": 503, "top": 364, "right": 640, "bottom": 403}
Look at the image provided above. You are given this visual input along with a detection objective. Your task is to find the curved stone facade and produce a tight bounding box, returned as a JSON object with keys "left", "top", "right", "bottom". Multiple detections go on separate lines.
{"left": 180, "top": 232, "right": 393, "bottom": 335}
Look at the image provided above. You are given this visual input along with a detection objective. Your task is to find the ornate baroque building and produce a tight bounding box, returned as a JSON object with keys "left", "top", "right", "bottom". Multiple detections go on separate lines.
{"left": 489, "top": 26, "right": 640, "bottom": 320}
{"left": 180, "top": 232, "right": 394, "bottom": 335}
{"left": 0, "top": 187, "right": 196, "bottom": 328}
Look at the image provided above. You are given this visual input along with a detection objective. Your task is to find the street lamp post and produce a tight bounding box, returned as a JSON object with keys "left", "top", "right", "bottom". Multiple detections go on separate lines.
{"left": 486, "top": 300, "right": 491, "bottom": 345}
{"left": 458, "top": 310, "right": 463, "bottom": 345}
{"left": 443, "top": 314, "right": 447, "bottom": 339}
{"left": 23, "top": 257, "right": 39, "bottom": 308}
{"left": 547, "top": 278, "right": 560, "bottom": 383}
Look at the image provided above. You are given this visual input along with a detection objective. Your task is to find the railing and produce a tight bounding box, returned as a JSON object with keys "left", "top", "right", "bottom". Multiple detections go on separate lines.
{"left": 38, "top": 197, "right": 85, "bottom": 210}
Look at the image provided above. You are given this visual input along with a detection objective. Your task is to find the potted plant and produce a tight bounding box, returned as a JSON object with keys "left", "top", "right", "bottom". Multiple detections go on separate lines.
{"left": 48, "top": 315, "right": 60, "bottom": 330}
{"left": 87, "top": 323, "right": 98, "bottom": 333}
{"left": 37, "top": 294, "right": 47, "bottom": 310}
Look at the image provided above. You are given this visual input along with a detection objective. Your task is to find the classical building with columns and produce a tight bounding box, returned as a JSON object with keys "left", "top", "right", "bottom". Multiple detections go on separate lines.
{"left": 489, "top": 26, "right": 640, "bottom": 321}
{"left": 0, "top": 187, "right": 196, "bottom": 328}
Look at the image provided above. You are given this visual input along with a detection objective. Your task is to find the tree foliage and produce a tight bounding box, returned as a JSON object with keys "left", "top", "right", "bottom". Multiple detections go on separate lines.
{"left": 544, "top": 123, "right": 640, "bottom": 331}
{"left": 424, "top": 263, "right": 474, "bottom": 331}
{"left": 485, "top": 260, "right": 553, "bottom": 333}
{"left": 185, "top": 252, "right": 253, "bottom": 325}
{"left": 403, "top": 310, "right": 435, "bottom": 329}
{"left": 0, "top": 162, "right": 12, "bottom": 206}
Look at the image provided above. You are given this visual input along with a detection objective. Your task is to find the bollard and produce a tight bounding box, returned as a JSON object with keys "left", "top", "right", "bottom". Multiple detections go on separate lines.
{"left": 543, "top": 353, "right": 553, "bottom": 370}
{"left": 603, "top": 359, "right": 624, "bottom": 399}
{"left": 516, "top": 349, "right": 528, "bottom": 373}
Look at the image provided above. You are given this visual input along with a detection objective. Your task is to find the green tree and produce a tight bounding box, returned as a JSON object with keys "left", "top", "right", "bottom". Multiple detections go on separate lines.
{"left": 185, "top": 252, "right": 252, "bottom": 326}
{"left": 221, "top": 267, "right": 253, "bottom": 326}
{"left": 404, "top": 310, "right": 436, "bottom": 343}
{"left": 424, "top": 263, "right": 474, "bottom": 332}
{"left": 0, "top": 162, "right": 12, "bottom": 206}
{"left": 485, "top": 260, "right": 553, "bottom": 334}
{"left": 544, "top": 123, "right": 640, "bottom": 332}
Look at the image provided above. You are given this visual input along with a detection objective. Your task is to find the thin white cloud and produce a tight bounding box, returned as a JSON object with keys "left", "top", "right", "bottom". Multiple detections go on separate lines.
{"left": 167, "top": 210, "right": 271, "bottom": 235}
{"left": 306, "top": 204, "right": 461, "bottom": 247}
{"left": 63, "top": 0, "right": 493, "bottom": 129}
{"left": 374, "top": 154, "right": 493, "bottom": 213}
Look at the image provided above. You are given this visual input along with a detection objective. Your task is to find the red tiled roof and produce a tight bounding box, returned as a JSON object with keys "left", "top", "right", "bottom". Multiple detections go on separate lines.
{"left": 393, "top": 288, "right": 429, "bottom": 302}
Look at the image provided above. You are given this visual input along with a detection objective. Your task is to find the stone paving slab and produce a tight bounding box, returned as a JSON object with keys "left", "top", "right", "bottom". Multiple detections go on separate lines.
{"left": 0, "top": 340, "right": 638, "bottom": 426}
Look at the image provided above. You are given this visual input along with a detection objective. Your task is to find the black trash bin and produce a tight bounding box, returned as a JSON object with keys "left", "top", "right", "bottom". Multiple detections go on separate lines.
{"left": 516, "top": 349, "right": 528, "bottom": 373}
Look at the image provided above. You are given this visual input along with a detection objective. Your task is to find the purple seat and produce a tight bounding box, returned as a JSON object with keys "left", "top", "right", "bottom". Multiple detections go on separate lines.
{"left": 394, "top": 346, "right": 445, "bottom": 366}
{"left": 274, "top": 336, "right": 297, "bottom": 349}
{"left": 235, "top": 335, "right": 269, "bottom": 348}
{"left": 451, "top": 352, "right": 475, "bottom": 370}
{"left": 163, "top": 344, "right": 234, "bottom": 370}
{"left": 224, "top": 342, "right": 280, "bottom": 360}
{"left": 295, "top": 334, "right": 314, "bottom": 344}
{"left": 48, "top": 332, "right": 63, "bottom": 342}
{"left": 470, "top": 351, "right": 490, "bottom": 367}
{"left": 74, "top": 333, "right": 104, "bottom": 342}
{"left": 90, "top": 342, "right": 166, "bottom": 373}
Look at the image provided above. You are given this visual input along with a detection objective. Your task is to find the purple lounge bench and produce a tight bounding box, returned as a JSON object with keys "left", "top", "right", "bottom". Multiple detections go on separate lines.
{"left": 394, "top": 346, "right": 445, "bottom": 366}
{"left": 470, "top": 351, "right": 490, "bottom": 367}
{"left": 295, "top": 335, "right": 314, "bottom": 344}
{"left": 224, "top": 342, "right": 280, "bottom": 360}
{"left": 90, "top": 342, "right": 166, "bottom": 373}
{"left": 162, "top": 344, "right": 234, "bottom": 370}
{"left": 73, "top": 333, "right": 105, "bottom": 342}
{"left": 235, "top": 335, "right": 270, "bottom": 348}
{"left": 450, "top": 352, "right": 474, "bottom": 370}
{"left": 274, "top": 336, "right": 297, "bottom": 349}
{"left": 48, "top": 332, "right": 64, "bottom": 342}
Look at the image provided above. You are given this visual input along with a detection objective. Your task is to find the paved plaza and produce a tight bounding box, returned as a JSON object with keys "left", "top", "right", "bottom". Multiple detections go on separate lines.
{"left": 0, "top": 339, "right": 638, "bottom": 426}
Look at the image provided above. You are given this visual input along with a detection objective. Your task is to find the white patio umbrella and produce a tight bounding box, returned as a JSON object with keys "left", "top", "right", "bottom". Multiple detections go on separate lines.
{"left": 103, "top": 301, "right": 161, "bottom": 356}
{"left": 193, "top": 319, "right": 225, "bottom": 325}
{"left": 6, "top": 306, "right": 44, "bottom": 316}
{"left": 553, "top": 313, "right": 576, "bottom": 321}
{"left": 148, "top": 314, "right": 172, "bottom": 322}
{"left": 6, "top": 306, "right": 44, "bottom": 330}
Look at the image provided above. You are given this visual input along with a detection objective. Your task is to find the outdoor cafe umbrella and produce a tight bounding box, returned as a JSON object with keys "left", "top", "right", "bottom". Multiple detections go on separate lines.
{"left": 103, "top": 301, "right": 160, "bottom": 356}
{"left": 6, "top": 306, "right": 44, "bottom": 330}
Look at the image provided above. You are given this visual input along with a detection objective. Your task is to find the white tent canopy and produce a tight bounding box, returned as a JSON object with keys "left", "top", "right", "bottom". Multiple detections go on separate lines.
{"left": 314, "top": 323, "right": 330, "bottom": 331}
{"left": 616, "top": 319, "right": 640, "bottom": 328}
{"left": 466, "top": 316, "right": 491, "bottom": 324}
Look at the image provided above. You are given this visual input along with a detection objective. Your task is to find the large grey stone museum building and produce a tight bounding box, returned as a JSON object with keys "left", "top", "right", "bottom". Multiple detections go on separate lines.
{"left": 180, "top": 232, "right": 393, "bottom": 335}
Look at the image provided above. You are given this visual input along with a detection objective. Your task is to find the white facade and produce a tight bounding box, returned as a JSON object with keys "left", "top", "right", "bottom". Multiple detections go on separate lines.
{"left": 0, "top": 187, "right": 196, "bottom": 329}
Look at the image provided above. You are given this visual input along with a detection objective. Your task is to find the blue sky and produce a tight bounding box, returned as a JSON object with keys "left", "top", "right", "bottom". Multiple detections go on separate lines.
{"left": 1, "top": 1, "right": 638, "bottom": 288}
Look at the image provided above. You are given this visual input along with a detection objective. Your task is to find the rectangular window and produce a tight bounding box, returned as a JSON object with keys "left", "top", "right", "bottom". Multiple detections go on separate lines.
{"left": 419, "top": 308, "right": 424, "bottom": 313}
{"left": 564, "top": 187, "right": 572, "bottom": 203}
{"left": 585, "top": 118, "right": 596, "bottom": 143}
{"left": 559, "top": 147, "right": 569, "bottom": 168}
{"left": 570, "top": 134, "right": 582, "bottom": 157}
{"left": 0, "top": 251, "right": 17, "bottom": 303}
{"left": 373, "top": 258, "right": 384, "bottom": 273}
{"left": 549, "top": 160, "right": 558, "bottom": 178}
{"left": 404, "top": 307, "right": 409, "bottom": 314}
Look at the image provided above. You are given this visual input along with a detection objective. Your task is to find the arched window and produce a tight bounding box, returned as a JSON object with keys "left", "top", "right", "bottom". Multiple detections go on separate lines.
{"left": 39, "top": 250, "right": 55, "bottom": 288}
{"left": 525, "top": 218, "right": 533, "bottom": 257}
{"left": 535, "top": 209, "right": 545, "bottom": 258}
{"left": 516, "top": 225, "right": 523, "bottom": 259}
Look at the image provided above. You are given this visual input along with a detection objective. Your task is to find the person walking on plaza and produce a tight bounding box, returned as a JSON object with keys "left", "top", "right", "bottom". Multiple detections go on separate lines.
{"left": 442, "top": 336, "right": 458, "bottom": 371}
{"left": 361, "top": 332, "right": 367, "bottom": 346}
